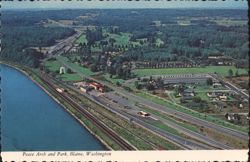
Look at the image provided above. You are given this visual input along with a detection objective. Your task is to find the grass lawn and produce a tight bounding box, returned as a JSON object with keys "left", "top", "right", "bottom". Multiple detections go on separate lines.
{"left": 57, "top": 56, "right": 94, "bottom": 76}
{"left": 133, "top": 66, "right": 248, "bottom": 77}
{"left": 44, "top": 59, "right": 82, "bottom": 82}
{"left": 103, "top": 32, "right": 131, "bottom": 46}
{"left": 75, "top": 34, "right": 87, "bottom": 44}
{"left": 140, "top": 104, "right": 199, "bottom": 133}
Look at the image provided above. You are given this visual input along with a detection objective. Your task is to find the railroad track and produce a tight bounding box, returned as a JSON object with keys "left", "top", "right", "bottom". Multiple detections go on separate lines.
{"left": 40, "top": 74, "right": 135, "bottom": 150}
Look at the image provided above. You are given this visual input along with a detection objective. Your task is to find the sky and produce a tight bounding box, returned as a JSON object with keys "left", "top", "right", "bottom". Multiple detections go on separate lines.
{"left": 1, "top": 0, "right": 248, "bottom": 10}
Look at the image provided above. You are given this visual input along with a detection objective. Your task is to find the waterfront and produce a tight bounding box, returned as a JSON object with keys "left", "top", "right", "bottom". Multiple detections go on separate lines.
{"left": 0, "top": 64, "right": 106, "bottom": 151}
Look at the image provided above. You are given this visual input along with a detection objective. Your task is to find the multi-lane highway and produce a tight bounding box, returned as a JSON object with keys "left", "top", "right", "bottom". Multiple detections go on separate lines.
{"left": 42, "top": 28, "right": 248, "bottom": 150}
{"left": 56, "top": 57, "right": 248, "bottom": 142}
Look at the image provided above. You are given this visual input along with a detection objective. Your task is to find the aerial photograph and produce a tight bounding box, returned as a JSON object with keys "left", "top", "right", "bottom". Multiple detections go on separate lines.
{"left": 0, "top": 1, "right": 249, "bottom": 152}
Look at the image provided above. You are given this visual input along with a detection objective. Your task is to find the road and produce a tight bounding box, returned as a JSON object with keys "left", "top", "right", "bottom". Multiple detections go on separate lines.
{"left": 45, "top": 30, "right": 248, "bottom": 148}
{"left": 101, "top": 92, "right": 233, "bottom": 149}
{"left": 54, "top": 77, "right": 235, "bottom": 150}
{"left": 56, "top": 55, "right": 248, "bottom": 142}
{"left": 211, "top": 74, "right": 249, "bottom": 100}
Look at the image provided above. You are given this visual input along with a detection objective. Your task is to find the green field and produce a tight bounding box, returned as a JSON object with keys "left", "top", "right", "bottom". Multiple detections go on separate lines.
{"left": 57, "top": 56, "right": 94, "bottom": 76}
{"left": 45, "top": 59, "right": 82, "bottom": 82}
{"left": 75, "top": 34, "right": 87, "bottom": 44}
{"left": 105, "top": 32, "right": 131, "bottom": 46}
{"left": 133, "top": 66, "right": 248, "bottom": 77}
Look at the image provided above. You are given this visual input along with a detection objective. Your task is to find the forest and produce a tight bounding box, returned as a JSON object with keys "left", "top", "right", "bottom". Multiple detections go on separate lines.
{"left": 1, "top": 9, "right": 248, "bottom": 70}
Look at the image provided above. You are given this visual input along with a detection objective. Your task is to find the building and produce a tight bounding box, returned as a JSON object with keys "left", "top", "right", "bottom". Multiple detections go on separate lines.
{"left": 89, "top": 82, "right": 104, "bottom": 92}
{"left": 59, "top": 66, "right": 66, "bottom": 74}
{"left": 219, "top": 95, "right": 227, "bottom": 101}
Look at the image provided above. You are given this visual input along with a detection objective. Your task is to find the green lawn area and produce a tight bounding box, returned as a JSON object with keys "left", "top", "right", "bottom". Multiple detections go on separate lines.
{"left": 57, "top": 56, "right": 94, "bottom": 76}
{"left": 44, "top": 59, "right": 82, "bottom": 82}
{"left": 146, "top": 120, "right": 180, "bottom": 135}
{"left": 105, "top": 32, "right": 131, "bottom": 46}
{"left": 140, "top": 104, "right": 199, "bottom": 133}
{"left": 75, "top": 34, "right": 87, "bottom": 44}
{"left": 133, "top": 66, "right": 248, "bottom": 77}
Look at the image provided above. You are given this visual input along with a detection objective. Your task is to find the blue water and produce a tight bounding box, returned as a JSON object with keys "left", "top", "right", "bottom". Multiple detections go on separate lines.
{"left": 0, "top": 64, "right": 106, "bottom": 151}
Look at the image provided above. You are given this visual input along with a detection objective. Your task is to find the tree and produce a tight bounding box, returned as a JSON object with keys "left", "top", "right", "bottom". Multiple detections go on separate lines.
{"left": 228, "top": 69, "right": 233, "bottom": 77}
{"left": 235, "top": 70, "right": 239, "bottom": 77}
{"left": 192, "top": 97, "right": 202, "bottom": 103}
{"left": 67, "top": 68, "right": 74, "bottom": 74}
{"left": 206, "top": 78, "right": 213, "bottom": 86}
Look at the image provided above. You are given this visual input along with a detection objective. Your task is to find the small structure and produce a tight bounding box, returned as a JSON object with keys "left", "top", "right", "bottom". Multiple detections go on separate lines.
{"left": 80, "top": 86, "right": 90, "bottom": 93}
{"left": 212, "top": 82, "right": 222, "bottom": 88}
{"left": 225, "top": 113, "right": 241, "bottom": 122}
{"left": 207, "top": 92, "right": 217, "bottom": 98}
{"left": 59, "top": 66, "right": 66, "bottom": 74}
{"left": 89, "top": 82, "right": 104, "bottom": 93}
{"left": 219, "top": 95, "right": 227, "bottom": 101}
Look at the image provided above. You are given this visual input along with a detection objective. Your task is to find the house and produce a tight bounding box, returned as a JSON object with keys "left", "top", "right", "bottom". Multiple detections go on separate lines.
{"left": 207, "top": 92, "right": 217, "bottom": 98}
{"left": 225, "top": 113, "right": 241, "bottom": 122}
{"left": 80, "top": 86, "right": 90, "bottom": 93}
{"left": 212, "top": 82, "right": 222, "bottom": 88}
{"left": 219, "top": 95, "right": 227, "bottom": 101}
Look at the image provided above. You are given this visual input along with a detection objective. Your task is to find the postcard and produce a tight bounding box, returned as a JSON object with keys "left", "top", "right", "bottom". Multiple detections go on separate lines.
{"left": 0, "top": 0, "right": 249, "bottom": 161}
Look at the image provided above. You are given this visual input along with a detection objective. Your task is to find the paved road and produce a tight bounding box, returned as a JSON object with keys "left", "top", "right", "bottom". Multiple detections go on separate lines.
{"left": 102, "top": 92, "right": 233, "bottom": 149}
{"left": 57, "top": 81, "right": 212, "bottom": 150}
{"left": 211, "top": 74, "right": 249, "bottom": 100}
{"left": 57, "top": 57, "right": 248, "bottom": 142}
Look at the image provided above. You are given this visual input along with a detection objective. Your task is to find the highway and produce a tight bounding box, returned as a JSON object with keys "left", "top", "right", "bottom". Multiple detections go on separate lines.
{"left": 56, "top": 57, "right": 248, "bottom": 141}
{"left": 101, "top": 92, "right": 233, "bottom": 149}
{"left": 52, "top": 77, "right": 233, "bottom": 150}
{"left": 43, "top": 29, "right": 248, "bottom": 149}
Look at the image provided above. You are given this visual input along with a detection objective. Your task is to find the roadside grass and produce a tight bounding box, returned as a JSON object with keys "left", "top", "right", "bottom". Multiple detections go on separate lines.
{"left": 133, "top": 66, "right": 248, "bottom": 77}
{"left": 146, "top": 120, "right": 180, "bottom": 135}
{"left": 139, "top": 104, "right": 199, "bottom": 133}
{"left": 136, "top": 91, "right": 248, "bottom": 133}
{"left": 75, "top": 34, "right": 87, "bottom": 44}
{"left": 57, "top": 56, "right": 94, "bottom": 76}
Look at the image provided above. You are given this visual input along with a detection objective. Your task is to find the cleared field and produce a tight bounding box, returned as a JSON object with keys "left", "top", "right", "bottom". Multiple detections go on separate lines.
{"left": 75, "top": 34, "right": 88, "bottom": 44}
{"left": 212, "top": 19, "right": 247, "bottom": 27}
{"left": 104, "top": 32, "right": 131, "bottom": 46}
{"left": 45, "top": 59, "right": 82, "bottom": 82}
{"left": 57, "top": 56, "right": 94, "bottom": 76}
{"left": 133, "top": 66, "right": 248, "bottom": 77}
